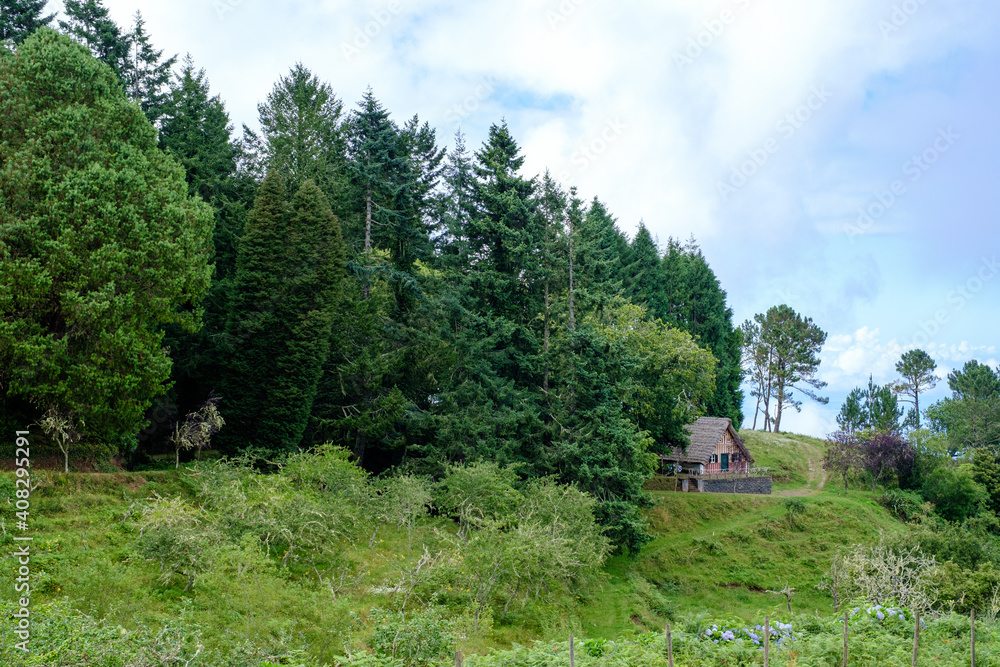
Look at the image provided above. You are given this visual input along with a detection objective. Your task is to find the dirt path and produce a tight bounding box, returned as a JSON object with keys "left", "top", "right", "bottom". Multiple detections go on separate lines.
{"left": 774, "top": 452, "right": 826, "bottom": 498}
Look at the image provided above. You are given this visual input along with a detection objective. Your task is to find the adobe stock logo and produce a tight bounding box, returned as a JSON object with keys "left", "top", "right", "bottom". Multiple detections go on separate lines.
{"left": 717, "top": 86, "right": 832, "bottom": 202}
{"left": 845, "top": 127, "right": 959, "bottom": 243}
{"left": 340, "top": 2, "right": 404, "bottom": 62}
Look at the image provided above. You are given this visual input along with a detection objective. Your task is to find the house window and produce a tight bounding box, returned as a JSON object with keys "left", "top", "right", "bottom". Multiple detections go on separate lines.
{"left": 732, "top": 453, "right": 740, "bottom": 462}
{"left": 710, "top": 454, "right": 718, "bottom": 463}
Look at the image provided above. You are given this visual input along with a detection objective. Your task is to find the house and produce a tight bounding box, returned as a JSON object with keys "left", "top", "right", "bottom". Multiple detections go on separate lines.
{"left": 658, "top": 417, "right": 753, "bottom": 476}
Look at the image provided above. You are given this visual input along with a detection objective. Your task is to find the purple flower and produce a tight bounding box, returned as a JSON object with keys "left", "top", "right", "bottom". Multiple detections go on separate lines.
{"left": 876, "top": 611, "right": 885, "bottom": 621}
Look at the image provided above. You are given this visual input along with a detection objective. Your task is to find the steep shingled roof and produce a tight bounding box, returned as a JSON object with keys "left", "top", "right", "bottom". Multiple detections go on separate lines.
{"left": 662, "top": 417, "right": 752, "bottom": 465}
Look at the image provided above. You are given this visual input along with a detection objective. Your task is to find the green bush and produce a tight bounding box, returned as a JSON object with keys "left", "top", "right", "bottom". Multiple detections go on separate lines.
{"left": 877, "top": 488, "right": 926, "bottom": 522}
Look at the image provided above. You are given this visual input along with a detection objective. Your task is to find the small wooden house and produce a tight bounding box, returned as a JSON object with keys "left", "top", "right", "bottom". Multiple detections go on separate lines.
{"left": 658, "top": 417, "right": 753, "bottom": 476}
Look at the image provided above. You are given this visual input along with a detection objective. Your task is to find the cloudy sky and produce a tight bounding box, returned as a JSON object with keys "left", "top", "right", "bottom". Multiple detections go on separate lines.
{"left": 62, "top": 0, "right": 999, "bottom": 436}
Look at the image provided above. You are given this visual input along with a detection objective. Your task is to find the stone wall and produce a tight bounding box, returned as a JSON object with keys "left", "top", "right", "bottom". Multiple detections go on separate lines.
{"left": 702, "top": 476, "right": 772, "bottom": 495}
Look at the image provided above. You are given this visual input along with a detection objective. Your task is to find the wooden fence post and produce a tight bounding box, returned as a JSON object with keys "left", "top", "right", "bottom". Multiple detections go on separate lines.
{"left": 455, "top": 650, "right": 463, "bottom": 667}
{"left": 666, "top": 623, "right": 674, "bottom": 667}
{"left": 569, "top": 634, "right": 574, "bottom": 667}
{"left": 764, "top": 615, "right": 770, "bottom": 667}
{"left": 911, "top": 611, "right": 920, "bottom": 667}
{"left": 842, "top": 611, "right": 849, "bottom": 667}
{"left": 971, "top": 609, "right": 976, "bottom": 667}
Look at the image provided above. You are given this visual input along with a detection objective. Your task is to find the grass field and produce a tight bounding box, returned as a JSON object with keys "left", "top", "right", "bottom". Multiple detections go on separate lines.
{"left": 0, "top": 429, "right": 941, "bottom": 664}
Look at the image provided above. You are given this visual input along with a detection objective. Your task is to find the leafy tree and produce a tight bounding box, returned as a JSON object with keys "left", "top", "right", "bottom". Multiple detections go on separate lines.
{"left": 600, "top": 303, "right": 716, "bottom": 446}
{"left": 860, "top": 431, "right": 915, "bottom": 492}
{"left": 927, "top": 360, "right": 1000, "bottom": 451}
{"left": 59, "top": 0, "right": 128, "bottom": 81}
{"left": 824, "top": 430, "right": 864, "bottom": 491}
{"left": 38, "top": 406, "right": 81, "bottom": 473}
{"left": 920, "top": 464, "right": 986, "bottom": 522}
{"left": 893, "top": 349, "right": 938, "bottom": 429}
{"left": 0, "top": 0, "right": 53, "bottom": 44}
{"left": 121, "top": 10, "right": 175, "bottom": 124}
{"left": 971, "top": 446, "right": 1000, "bottom": 516}
{"left": 0, "top": 29, "right": 214, "bottom": 447}
{"left": 169, "top": 394, "right": 224, "bottom": 469}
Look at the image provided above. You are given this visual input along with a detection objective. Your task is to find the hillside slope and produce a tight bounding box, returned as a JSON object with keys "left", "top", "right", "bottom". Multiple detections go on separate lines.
{"left": 0, "top": 431, "right": 917, "bottom": 661}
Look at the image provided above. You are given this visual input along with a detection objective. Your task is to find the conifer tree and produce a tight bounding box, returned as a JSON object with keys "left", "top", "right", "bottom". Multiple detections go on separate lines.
{"left": 345, "top": 88, "right": 429, "bottom": 283}
{"left": 0, "top": 0, "right": 53, "bottom": 43}
{"left": 435, "top": 131, "right": 477, "bottom": 269}
{"left": 258, "top": 64, "right": 348, "bottom": 216}
{"left": 621, "top": 222, "right": 663, "bottom": 313}
{"left": 156, "top": 57, "right": 244, "bottom": 432}
{"left": 59, "top": 0, "right": 128, "bottom": 81}
{"left": 468, "top": 121, "right": 540, "bottom": 323}
{"left": 218, "top": 174, "right": 346, "bottom": 455}
{"left": 217, "top": 173, "right": 290, "bottom": 454}
{"left": 123, "top": 11, "right": 176, "bottom": 124}
{"left": 573, "top": 197, "right": 625, "bottom": 312}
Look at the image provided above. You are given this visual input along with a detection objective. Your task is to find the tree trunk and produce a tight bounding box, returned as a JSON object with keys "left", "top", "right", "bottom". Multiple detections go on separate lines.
{"left": 543, "top": 277, "right": 550, "bottom": 393}
{"left": 568, "top": 222, "right": 575, "bottom": 331}
{"left": 64, "top": 447, "right": 69, "bottom": 474}
{"left": 364, "top": 186, "right": 372, "bottom": 299}
{"left": 175, "top": 446, "right": 180, "bottom": 470}
{"left": 914, "top": 391, "right": 920, "bottom": 429}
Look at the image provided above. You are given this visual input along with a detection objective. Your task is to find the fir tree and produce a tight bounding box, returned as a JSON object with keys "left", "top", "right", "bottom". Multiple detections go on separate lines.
{"left": 0, "top": 0, "right": 54, "bottom": 44}
{"left": 346, "top": 88, "right": 411, "bottom": 276}
{"left": 434, "top": 130, "right": 477, "bottom": 269}
{"left": 621, "top": 222, "right": 663, "bottom": 313}
{"left": 468, "top": 121, "right": 540, "bottom": 323}
{"left": 59, "top": 0, "right": 128, "bottom": 81}
{"left": 155, "top": 56, "right": 243, "bottom": 440}
{"left": 123, "top": 11, "right": 176, "bottom": 124}
{"left": 258, "top": 64, "right": 348, "bottom": 216}
{"left": 218, "top": 174, "right": 346, "bottom": 455}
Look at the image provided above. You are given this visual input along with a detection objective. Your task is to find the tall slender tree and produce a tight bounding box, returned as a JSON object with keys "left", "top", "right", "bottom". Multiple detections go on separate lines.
{"left": 122, "top": 11, "right": 175, "bottom": 124}
{"left": 893, "top": 349, "right": 938, "bottom": 429}
{"left": 218, "top": 174, "right": 346, "bottom": 455}
{"left": 258, "top": 64, "right": 348, "bottom": 216}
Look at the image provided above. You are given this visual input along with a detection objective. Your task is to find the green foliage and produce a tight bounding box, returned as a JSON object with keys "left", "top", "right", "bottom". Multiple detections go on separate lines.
{"left": 0, "top": 0, "right": 53, "bottom": 44}
{"left": 219, "top": 174, "right": 347, "bottom": 455}
{"left": 928, "top": 360, "right": 1000, "bottom": 451}
{"left": 838, "top": 376, "right": 903, "bottom": 433}
{"left": 876, "top": 488, "right": 926, "bottom": 522}
{"left": 920, "top": 464, "right": 987, "bottom": 523}
{"left": 782, "top": 497, "right": 805, "bottom": 529}
{"left": 137, "top": 495, "right": 220, "bottom": 590}
{"left": 0, "top": 29, "right": 214, "bottom": 447}
{"left": 58, "top": 0, "right": 129, "bottom": 81}
{"left": 257, "top": 63, "right": 348, "bottom": 216}
{"left": 369, "top": 607, "right": 454, "bottom": 666}
{"left": 742, "top": 304, "right": 828, "bottom": 433}
{"left": 894, "top": 349, "right": 938, "bottom": 430}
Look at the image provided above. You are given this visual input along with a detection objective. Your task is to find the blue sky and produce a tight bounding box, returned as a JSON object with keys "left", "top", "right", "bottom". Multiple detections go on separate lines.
{"left": 69, "top": 0, "right": 1000, "bottom": 437}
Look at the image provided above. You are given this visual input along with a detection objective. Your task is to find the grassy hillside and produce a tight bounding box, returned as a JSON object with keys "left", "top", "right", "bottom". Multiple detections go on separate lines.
{"left": 0, "top": 431, "right": 938, "bottom": 664}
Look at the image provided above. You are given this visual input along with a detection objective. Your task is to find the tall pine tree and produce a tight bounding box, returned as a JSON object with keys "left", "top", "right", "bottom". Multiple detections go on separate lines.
{"left": 0, "top": 0, "right": 53, "bottom": 44}
{"left": 122, "top": 11, "right": 175, "bottom": 124}
{"left": 218, "top": 174, "right": 346, "bottom": 455}
{"left": 258, "top": 64, "right": 348, "bottom": 216}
